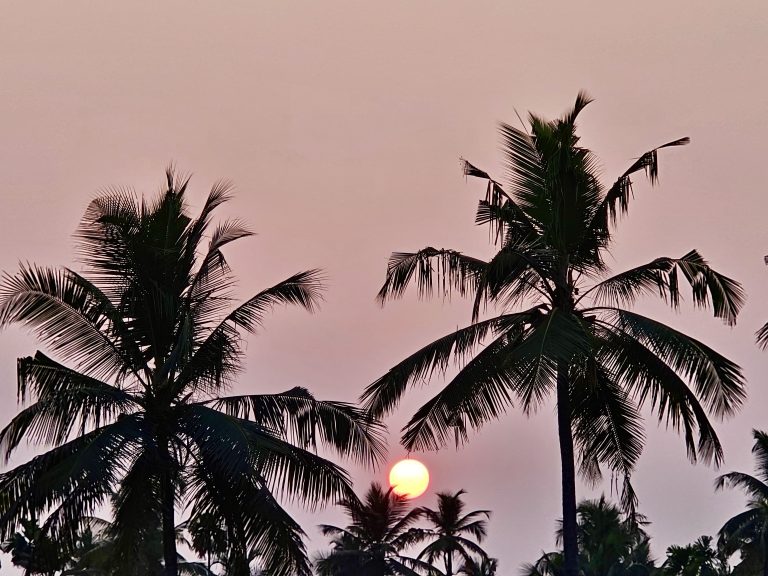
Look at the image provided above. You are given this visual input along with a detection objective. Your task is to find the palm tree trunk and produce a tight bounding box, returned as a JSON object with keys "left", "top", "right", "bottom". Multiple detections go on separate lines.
{"left": 446, "top": 553, "right": 453, "bottom": 576}
{"left": 159, "top": 441, "right": 178, "bottom": 576}
{"left": 762, "top": 533, "right": 768, "bottom": 576}
{"left": 557, "top": 361, "right": 579, "bottom": 576}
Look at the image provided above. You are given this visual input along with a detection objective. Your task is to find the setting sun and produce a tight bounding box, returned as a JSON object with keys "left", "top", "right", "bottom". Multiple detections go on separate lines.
{"left": 389, "top": 459, "right": 430, "bottom": 499}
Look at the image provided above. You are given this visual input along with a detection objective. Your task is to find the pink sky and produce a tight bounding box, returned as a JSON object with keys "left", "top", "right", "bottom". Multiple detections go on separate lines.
{"left": 2, "top": 1, "right": 768, "bottom": 572}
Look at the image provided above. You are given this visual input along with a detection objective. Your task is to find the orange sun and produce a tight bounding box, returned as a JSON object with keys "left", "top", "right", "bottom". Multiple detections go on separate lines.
{"left": 389, "top": 459, "right": 430, "bottom": 499}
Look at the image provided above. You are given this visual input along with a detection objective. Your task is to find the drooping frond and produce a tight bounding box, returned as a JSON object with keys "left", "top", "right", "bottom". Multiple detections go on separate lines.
{"left": 0, "top": 415, "right": 146, "bottom": 545}
{"left": 715, "top": 472, "right": 768, "bottom": 501}
{"left": 588, "top": 137, "right": 690, "bottom": 237}
{"left": 587, "top": 251, "right": 745, "bottom": 326}
{"left": 0, "top": 265, "right": 146, "bottom": 382}
{"left": 377, "top": 248, "right": 487, "bottom": 303}
{"left": 362, "top": 310, "right": 543, "bottom": 419}
{"left": 180, "top": 405, "right": 355, "bottom": 506}
{"left": 569, "top": 359, "right": 644, "bottom": 514}
{"left": 188, "top": 459, "right": 311, "bottom": 576}
{"left": 399, "top": 330, "right": 522, "bottom": 452}
{"left": 205, "top": 387, "right": 386, "bottom": 467}
{"left": 594, "top": 317, "right": 729, "bottom": 465}
{"left": 0, "top": 352, "right": 138, "bottom": 460}
{"left": 597, "top": 308, "right": 745, "bottom": 420}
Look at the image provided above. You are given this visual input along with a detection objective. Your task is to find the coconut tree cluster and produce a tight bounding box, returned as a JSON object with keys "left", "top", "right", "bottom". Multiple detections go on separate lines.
{"left": 315, "top": 483, "right": 494, "bottom": 576}
{"left": 1, "top": 93, "right": 767, "bottom": 576}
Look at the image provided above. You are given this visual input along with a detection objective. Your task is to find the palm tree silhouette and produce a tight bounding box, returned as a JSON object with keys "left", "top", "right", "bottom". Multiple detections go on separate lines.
{"left": 364, "top": 93, "right": 745, "bottom": 576}
{"left": 716, "top": 430, "right": 768, "bottom": 576}
{"left": 523, "top": 496, "right": 654, "bottom": 576}
{"left": 417, "top": 490, "right": 490, "bottom": 575}
{"left": 316, "top": 482, "right": 440, "bottom": 576}
{"left": 661, "top": 535, "right": 729, "bottom": 576}
{"left": 0, "top": 170, "right": 385, "bottom": 576}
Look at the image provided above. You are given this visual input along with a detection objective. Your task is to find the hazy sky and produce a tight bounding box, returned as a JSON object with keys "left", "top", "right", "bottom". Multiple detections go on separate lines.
{"left": 2, "top": 1, "right": 768, "bottom": 573}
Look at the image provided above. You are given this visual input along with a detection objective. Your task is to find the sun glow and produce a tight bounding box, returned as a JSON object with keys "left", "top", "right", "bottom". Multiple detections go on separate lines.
{"left": 389, "top": 459, "right": 430, "bottom": 499}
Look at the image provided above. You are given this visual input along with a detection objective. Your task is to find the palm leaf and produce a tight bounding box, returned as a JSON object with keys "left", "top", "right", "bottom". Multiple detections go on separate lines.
{"left": 0, "top": 353, "right": 137, "bottom": 460}
{"left": 377, "top": 248, "right": 487, "bottom": 303}
{"left": 362, "top": 310, "right": 543, "bottom": 419}
{"left": 205, "top": 387, "right": 386, "bottom": 466}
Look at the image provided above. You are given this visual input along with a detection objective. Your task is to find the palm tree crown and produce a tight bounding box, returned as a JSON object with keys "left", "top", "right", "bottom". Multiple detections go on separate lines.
{"left": 0, "top": 170, "right": 385, "bottom": 576}
{"left": 316, "top": 481, "right": 438, "bottom": 576}
{"left": 716, "top": 429, "right": 768, "bottom": 576}
{"left": 662, "top": 535, "right": 729, "bottom": 576}
{"left": 364, "top": 93, "right": 745, "bottom": 576}
{"left": 523, "top": 496, "right": 655, "bottom": 576}
{"left": 418, "top": 489, "right": 491, "bottom": 576}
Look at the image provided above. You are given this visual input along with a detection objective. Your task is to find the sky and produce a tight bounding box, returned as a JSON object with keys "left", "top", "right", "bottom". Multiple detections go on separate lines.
{"left": 1, "top": 1, "right": 768, "bottom": 572}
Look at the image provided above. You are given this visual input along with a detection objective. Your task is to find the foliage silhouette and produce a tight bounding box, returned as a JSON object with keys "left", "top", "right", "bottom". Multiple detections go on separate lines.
{"left": 522, "top": 496, "right": 655, "bottom": 576}
{"left": 316, "top": 482, "right": 441, "bottom": 576}
{"left": 716, "top": 430, "right": 768, "bottom": 576}
{"left": 0, "top": 170, "right": 385, "bottom": 576}
{"left": 365, "top": 93, "right": 745, "bottom": 576}
{"left": 417, "top": 489, "right": 491, "bottom": 576}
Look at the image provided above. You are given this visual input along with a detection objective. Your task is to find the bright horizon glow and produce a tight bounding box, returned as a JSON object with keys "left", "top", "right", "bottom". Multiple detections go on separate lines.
{"left": 389, "top": 459, "right": 430, "bottom": 499}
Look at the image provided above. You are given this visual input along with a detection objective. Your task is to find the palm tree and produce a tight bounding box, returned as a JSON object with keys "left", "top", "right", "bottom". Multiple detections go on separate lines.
{"left": 0, "top": 170, "right": 385, "bottom": 576}
{"left": 715, "top": 430, "right": 768, "bottom": 576}
{"left": 661, "top": 535, "right": 730, "bottom": 576}
{"left": 457, "top": 556, "right": 498, "bottom": 576}
{"left": 1, "top": 517, "right": 67, "bottom": 575}
{"left": 316, "top": 482, "right": 439, "bottom": 576}
{"left": 62, "top": 516, "right": 212, "bottom": 576}
{"left": 363, "top": 93, "right": 745, "bottom": 576}
{"left": 186, "top": 512, "right": 228, "bottom": 573}
{"left": 522, "top": 496, "right": 654, "bottom": 576}
{"left": 417, "top": 490, "right": 490, "bottom": 576}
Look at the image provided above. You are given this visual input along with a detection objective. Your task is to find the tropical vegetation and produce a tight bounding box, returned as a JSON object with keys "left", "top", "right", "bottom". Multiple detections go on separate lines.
{"left": 0, "top": 171, "right": 385, "bottom": 576}
{"left": 522, "top": 496, "right": 655, "bottom": 576}
{"left": 716, "top": 430, "right": 768, "bottom": 576}
{"left": 417, "top": 489, "right": 490, "bottom": 576}
{"left": 363, "top": 93, "right": 745, "bottom": 576}
{"left": 315, "top": 481, "right": 439, "bottom": 576}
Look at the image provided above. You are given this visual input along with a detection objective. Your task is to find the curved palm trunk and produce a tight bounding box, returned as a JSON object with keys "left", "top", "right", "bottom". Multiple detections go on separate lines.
{"left": 557, "top": 361, "right": 579, "bottom": 576}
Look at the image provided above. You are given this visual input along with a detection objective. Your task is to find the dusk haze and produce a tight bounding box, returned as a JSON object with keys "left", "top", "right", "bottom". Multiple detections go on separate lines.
{"left": 1, "top": 2, "right": 767, "bottom": 575}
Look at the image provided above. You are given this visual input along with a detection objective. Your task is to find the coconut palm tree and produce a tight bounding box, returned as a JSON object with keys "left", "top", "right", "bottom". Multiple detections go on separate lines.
{"left": 417, "top": 490, "right": 490, "bottom": 575}
{"left": 661, "top": 535, "right": 729, "bottom": 576}
{"left": 363, "top": 93, "right": 745, "bottom": 576}
{"left": 315, "top": 482, "right": 439, "bottom": 576}
{"left": 1, "top": 517, "right": 66, "bottom": 575}
{"left": 457, "top": 556, "right": 497, "bottom": 576}
{"left": 522, "top": 496, "right": 654, "bottom": 576}
{"left": 716, "top": 430, "right": 768, "bottom": 576}
{"left": 0, "top": 170, "right": 385, "bottom": 576}
{"left": 61, "top": 516, "right": 212, "bottom": 576}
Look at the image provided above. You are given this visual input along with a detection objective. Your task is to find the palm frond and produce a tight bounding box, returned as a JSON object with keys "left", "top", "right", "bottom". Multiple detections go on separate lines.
{"left": 569, "top": 360, "right": 644, "bottom": 514}
{"left": 0, "top": 265, "right": 145, "bottom": 382}
{"left": 204, "top": 387, "right": 387, "bottom": 467}
{"left": 715, "top": 472, "right": 768, "bottom": 500}
{"left": 180, "top": 405, "right": 355, "bottom": 506}
{"left": 0, "top": 352, "right": 138, "bottom": 460}
{"left": 587, "top": 251, "right": 744, "bottom": 326}
{"left": 594, "top": 317, "right": 728, "bottom": 465}
{"left": 377, "top": 248, "right": 487, "bottom": 304}
{"left": 597, "top": 308, "right": 745, "bottom": 419}
{"left": 0, "top": 415, "right": 146, "bottom": 544}
{"left": 362, "top": 310, "right": 543, "bottom": 420}
{"left": 589, "top": 137, "right": 690, "bottom": 233}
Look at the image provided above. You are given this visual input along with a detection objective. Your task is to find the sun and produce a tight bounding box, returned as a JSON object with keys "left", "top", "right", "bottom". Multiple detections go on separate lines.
{"left": 389, "top": 458, "right": 430, "bottom": 499}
